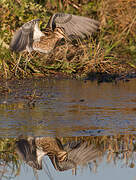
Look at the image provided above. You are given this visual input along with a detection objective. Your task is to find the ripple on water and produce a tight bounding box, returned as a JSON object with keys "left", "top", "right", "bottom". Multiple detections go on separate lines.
{"left": 0, "top": 78, "right": 136, "bottom": 136}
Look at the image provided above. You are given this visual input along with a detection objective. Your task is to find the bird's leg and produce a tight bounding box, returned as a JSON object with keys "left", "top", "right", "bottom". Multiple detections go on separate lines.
{"left": 72, "top": 167, "right": 77, "bottom": 175}
{"left": 63, "top": 36, "right": 70, "bottom": 60}
{"left": 13, "top": 52, "right": 22, "bottom": 76}
{"left": 24, "top": 51, "right": 33, "bottom": 71}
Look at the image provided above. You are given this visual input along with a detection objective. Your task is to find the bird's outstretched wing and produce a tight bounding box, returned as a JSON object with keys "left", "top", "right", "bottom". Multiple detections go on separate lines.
{"left": 10, "top": 19, "right": 40, "bottom": 52}
{"left": 15, "top": 139, "right": 42, "bottom": 170}
{"left": 46, "top": 13, "right": 99, "bottom": 39}
{"left": 66, "top": 142, "right": 98, "bottom": 165}
{"left": 49, "top": 142, "right": 99, "bottom": 171}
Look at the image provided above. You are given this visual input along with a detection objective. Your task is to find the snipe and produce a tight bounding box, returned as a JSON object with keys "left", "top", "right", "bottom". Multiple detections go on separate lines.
{"left": 10, "top": 13, "right": 99, "bottom": 53}
{"left": 15, "top": 137, "right": 99, "bottom": 171}
{"left": 34, "top": 137, "right": 99, "bottom": 171}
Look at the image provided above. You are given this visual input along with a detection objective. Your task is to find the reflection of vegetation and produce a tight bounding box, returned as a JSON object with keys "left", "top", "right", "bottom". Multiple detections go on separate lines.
{"left": 0, "top": 0, "right": 136, "bottom": 79}
{"left": 1, "top": 134, "right": 136, "bottom": 179}
{"left": 0, "top": 138, "right": 19, "bottom": 179}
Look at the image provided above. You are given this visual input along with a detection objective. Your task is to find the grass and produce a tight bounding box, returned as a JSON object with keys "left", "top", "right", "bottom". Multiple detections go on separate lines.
{"left": 0, "top": 0, "right": 136, "bottom": 80}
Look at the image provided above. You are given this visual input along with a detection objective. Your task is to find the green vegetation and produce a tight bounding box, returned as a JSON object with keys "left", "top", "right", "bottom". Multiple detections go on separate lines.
{"left": 0, "top": 0, "right": 136, "bottom": 79}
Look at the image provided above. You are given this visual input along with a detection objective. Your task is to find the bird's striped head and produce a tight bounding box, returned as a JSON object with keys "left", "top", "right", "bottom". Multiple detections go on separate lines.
{"left": 54, "top": 27, "right": 70, "bottom": 41}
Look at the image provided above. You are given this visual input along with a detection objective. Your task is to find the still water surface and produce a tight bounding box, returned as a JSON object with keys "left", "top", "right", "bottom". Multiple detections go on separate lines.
{"left": 0, "top": 78, "right": 136, "bottom": 136}
{"left": 0, "top": 78, "right": 136, "bottom": 179}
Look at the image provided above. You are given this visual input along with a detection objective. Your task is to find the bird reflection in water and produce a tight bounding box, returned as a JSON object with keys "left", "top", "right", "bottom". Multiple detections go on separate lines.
{"left": 15, "top": 137, "right": 100, "bottom": 173}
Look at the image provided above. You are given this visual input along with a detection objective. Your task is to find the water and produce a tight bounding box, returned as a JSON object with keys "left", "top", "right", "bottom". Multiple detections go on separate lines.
{"left": 0, "top": 78, "right": 136, "bottom": 179}
{"left": 0, "top": 78, "right": 136, "bottom": 136}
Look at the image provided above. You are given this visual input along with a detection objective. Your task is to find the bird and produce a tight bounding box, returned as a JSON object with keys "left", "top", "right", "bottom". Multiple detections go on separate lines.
{"left": 34, "top": 137, "right": 99, "bottom": 172}
{"left": 15, "top": 137, "right": 100, "bottom": 172}
{"left": 47, "top": 141, "right": 99, "bottom": 172}
{"left": 10, "top": 13, "right": 99, "bottom": 54}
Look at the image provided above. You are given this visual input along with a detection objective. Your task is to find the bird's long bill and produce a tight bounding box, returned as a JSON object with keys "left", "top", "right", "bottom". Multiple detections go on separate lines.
{"left": 55, "top": 27, "right": 72, "bottom": 42}
{"left": 63, "top": 31, "right": 72, "bottom": 42}
{"left": 60, "top": 28, "right": 81, "bottom": 42}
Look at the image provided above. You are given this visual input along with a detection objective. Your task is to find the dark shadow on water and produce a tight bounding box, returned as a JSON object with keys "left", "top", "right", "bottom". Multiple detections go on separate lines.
{"left": 86, "top": 72, "right": 118, "bottom": 83}
{"left": 86, "top": 72, "right": 136, "bottom": 83}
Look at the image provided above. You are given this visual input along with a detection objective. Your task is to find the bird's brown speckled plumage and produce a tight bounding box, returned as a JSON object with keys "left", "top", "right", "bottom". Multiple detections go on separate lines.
{"left": 35, "top": 137, "right": 67, "bottom": 162}
{"left": 33, "top": 28, "right": 65, "bottom": 53}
